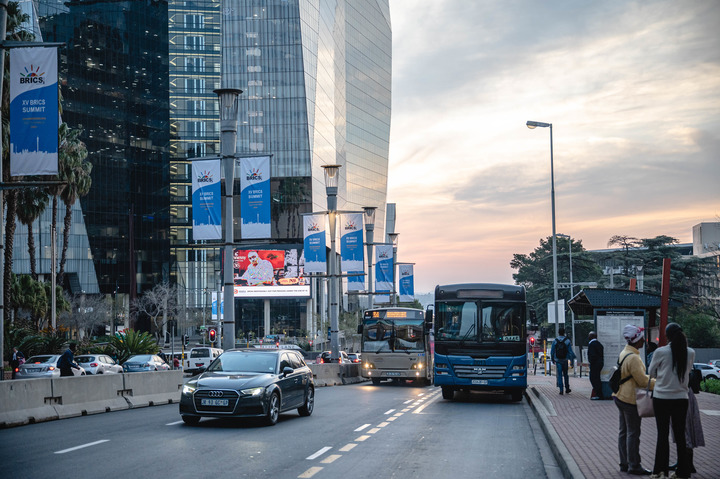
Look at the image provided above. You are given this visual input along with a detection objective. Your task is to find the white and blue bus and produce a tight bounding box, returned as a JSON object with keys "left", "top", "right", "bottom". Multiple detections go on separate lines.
{"left": 430, "top": 283, "right": 527, "bottom": 402}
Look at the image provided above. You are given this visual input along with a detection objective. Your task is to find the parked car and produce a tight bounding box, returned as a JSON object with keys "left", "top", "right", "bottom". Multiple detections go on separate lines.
{"left": 184, "top": 347, "right": 223, "bottom": 375}
{"left": 75, "top": 354, "right": 123, "bottom": 375}
{"left": 179, "top": 348, "right": 314, "bottom": 426}
{"left": 709, "top": 359, "right": 720, "bottom": 369}
{"left": 123, "top": 354, "right": 171, "bottom": 372}
{"left": 15, "top": 355, "right": 86, "bottom": 379}
{"left": 347, "top": 353, "right": 362, "bottom": 364}
{"left": 694, "top": 363, "right": 720, "bottom": 380}
{"left": 317, "top": 351, "right": 349, "bottom": 364}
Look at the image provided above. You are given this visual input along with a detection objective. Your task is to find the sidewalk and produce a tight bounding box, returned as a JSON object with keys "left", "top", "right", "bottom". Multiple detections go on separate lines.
{"left": 527, "top": 372, "right": 720, "bottom": 479}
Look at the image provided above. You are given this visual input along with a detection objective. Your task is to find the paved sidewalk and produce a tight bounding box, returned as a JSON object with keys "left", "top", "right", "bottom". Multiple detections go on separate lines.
{"left": 527, "top": 372, "right": 720, "bottom": 479}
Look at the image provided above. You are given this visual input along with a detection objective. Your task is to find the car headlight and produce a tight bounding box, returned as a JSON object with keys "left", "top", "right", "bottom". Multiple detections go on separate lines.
{"left": 182, "top": 384, "right": 196, "bottom": 395}
{"left": 241, "top": 387, "right": 264, "bottom": 397}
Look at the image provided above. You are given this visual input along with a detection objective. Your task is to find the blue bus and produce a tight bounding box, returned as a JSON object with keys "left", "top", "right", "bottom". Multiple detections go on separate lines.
{"left": 430, "top": 283, "right": 528, "bottom": 402}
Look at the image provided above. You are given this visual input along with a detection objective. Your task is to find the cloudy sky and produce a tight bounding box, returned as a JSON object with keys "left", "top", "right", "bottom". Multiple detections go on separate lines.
{"left": 386, "top": 0, "right": 720, "bottom": 293}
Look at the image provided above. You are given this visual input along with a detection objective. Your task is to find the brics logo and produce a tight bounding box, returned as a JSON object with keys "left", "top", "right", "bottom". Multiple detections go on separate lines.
{"left": 197, "top": 170, "right": 214, "bottom": 183}
{"left": 246, "top": 168, "right": 263, "bottom": 181}
{"left": 19, "top": 65, "right": 45, "bottom": 84}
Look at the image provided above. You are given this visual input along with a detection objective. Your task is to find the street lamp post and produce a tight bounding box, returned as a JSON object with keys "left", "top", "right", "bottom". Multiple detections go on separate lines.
{"left": 322, "top": 165, "right": 342, "bottom": 361}
{"left": 527, "top": 120, "right": 560, "bottom": 337}
{"left": 388, "top": 233, "right": 399, "bottom": 306}
{"left": 363, "top": 206, "right": 376, "bottom": 307}
{"left": 215, "top": 88, "right": 242, "bottom": 352}
{"left": 558, "top": 234, "right": 575, "bottom": 359}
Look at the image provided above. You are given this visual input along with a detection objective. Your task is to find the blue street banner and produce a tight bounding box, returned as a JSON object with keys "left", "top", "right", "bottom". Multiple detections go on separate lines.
{"left": 398, "top": 264, "right": 415, "bottom": 303}
{"left": 10, "top": 46, "right": 59, "bottom": 176}
{"left": 303, "top": 214, "right": 326, "bottom": 274}
{"left": 211, "top": 291, "right": 223, "bottom": 320}
{"left": 340, "top": 213, "right": 364, "bottom": 273}
{"left": 347, "top": 272, "right": 365, "bottom": 292}
{"left": 240, "top": 155, "right": 271, "bottom": 239}
{"left": 191, "top": 158, "right": 222, "bottom": 240}
{"left": 375, "top": 244, "right": 393, "bottom": 303}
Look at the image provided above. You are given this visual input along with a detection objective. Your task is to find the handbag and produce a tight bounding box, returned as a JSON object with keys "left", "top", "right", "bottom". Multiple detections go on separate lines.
{"left": 636, "top": 385, "right": 654, "bottom": 417}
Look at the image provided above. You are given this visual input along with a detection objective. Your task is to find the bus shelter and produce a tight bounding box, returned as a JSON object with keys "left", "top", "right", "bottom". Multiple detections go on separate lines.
{"left": 567, "top": 288, "right": 681, "bottom": 398}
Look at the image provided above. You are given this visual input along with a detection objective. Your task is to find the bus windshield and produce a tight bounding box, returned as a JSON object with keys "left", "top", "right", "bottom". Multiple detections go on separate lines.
{"left": 437, "top": 301, "right": 524, "bottom": 342}
{"left": 362, "top": 319, "right": 394, "bottom": 352}
{"left": 361, "top": 309, "right": 426, "bottom": 353}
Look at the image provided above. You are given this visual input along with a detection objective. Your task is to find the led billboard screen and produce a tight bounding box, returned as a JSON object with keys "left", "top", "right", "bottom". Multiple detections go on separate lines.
{"left": 232, "top": 248, "right": 310, "bottom": 298}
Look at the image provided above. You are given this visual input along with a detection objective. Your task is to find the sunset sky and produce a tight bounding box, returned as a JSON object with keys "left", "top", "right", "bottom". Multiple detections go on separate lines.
{"left": 386, "top": 0, "right": 720, "bottom": 293}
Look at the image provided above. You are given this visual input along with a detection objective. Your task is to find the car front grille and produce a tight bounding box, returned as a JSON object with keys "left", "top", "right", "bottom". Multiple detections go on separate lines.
{"left": 194, "top": 389, "right": 240, "bottom": 413}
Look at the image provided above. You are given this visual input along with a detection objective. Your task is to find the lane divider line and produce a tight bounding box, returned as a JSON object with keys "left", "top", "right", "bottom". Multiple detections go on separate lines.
{"left": 298, "top": 466, "right": 323, "bottom": 478}
{"left": 306, "top": 446, "right": 332, "bottom": 460}
{"left": 320, "top": 455, "right": 342, "bottom": 464}
{"left": 354, "top": 424, "right": 371, "bottom": 432}
{"left": 368, "top": 428, "right": 381, "bottom": 434}
{"left": 355, "top": 435, "right": 370, "bottom": 442}
{"left": 339, "top": 444, "right": 357, "bottom": 452}
{"left": 54, "top": 440, "right": 110, "bottom": 455}
{"left": 384, "top": 409, "right": 396, "bottom": 415}
{"left": 166, "top": 420, "right": 184, "bottom": 426}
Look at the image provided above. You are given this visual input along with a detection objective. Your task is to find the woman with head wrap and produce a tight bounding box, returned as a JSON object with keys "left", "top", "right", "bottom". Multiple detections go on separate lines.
{"left": 612, "top": 324, "right": 655, "bottom": 475}
{"left": 647, "top": 323, "right": 695, "bottom": 479}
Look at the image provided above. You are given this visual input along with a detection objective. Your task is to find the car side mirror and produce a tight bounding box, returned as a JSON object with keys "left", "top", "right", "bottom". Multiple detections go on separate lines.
{"left": 282, "top": 366, "right": 294, "bottom": 377}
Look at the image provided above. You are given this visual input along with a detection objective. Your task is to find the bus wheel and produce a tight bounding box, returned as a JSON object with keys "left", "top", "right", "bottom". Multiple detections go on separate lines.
{"left": 441, "top": 386, "right": 454, "bottom": 400}
{"left": 372, "top": 378, "right": 381, "bottom": 385}
{"left": 511, "top": 391, "right": 524, "bottom": 402}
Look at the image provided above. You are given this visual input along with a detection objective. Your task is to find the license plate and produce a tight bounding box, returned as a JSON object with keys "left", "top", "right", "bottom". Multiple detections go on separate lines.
{"left": 195, "top": 363, "right": 204, "bottom": 367}
{"left": 386, "top": 372, "right": 401, "bottom": 376}
{"left": 27, "top": 368, "right": 40, "bottom": 373}
{"left": 472, "top": 379, "right": 488, "bottom": 385}
{"left": 201, "top": 398, "right": 228, "bottom": 407}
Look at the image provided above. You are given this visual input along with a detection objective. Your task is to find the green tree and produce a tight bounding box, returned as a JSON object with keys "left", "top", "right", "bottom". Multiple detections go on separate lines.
{"left": 109, "top": 329, "right": 159, "bottom": 363}
{"left": 674, "top": 310, "right": 720, "bottom": 348}
{"left": 15, "top": 187, "right": 50, "bottom": 279}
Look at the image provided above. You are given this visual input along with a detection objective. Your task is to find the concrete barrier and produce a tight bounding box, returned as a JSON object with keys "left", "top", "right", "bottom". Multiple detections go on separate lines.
{"left": 52, "top": 374, "right": 128, "bottom": 419}
{"left": 0, "top": 378, "right": 57, "bottom": 427}
{"left": 121, "top": 370, "right": 183, "bottom": 407}
{"left": 309, "top": 363, "right": 366, "bottom": 386}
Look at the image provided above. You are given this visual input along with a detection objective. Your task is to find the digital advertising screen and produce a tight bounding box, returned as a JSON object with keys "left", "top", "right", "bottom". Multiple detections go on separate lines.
{"left": 232, "top": 248, "right": 310, "bottom": 298}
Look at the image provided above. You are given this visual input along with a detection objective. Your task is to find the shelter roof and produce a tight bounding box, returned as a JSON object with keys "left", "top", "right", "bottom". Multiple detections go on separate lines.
{"left": 568, "top": 289, "right": 682, "bottom": 316}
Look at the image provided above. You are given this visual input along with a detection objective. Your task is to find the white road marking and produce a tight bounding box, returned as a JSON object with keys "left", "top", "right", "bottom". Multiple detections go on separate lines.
{"left": 384, "top": 409, "right": 396, "bottom": 415}
{"left": 368, "top": 428, "right": 381, "bottom": 434}
{"left": 377, "top": 422, "right": 389, "bottom": 427}
{"left": 306, "top": 447, "right": 332, "bottom": 460}
{"left": 403, "top": 399, "right": 413, "bottom": 404}
{"left": 354, "top": 423, "right": 371, "bottom": 432}
{"left": 355, "top": 435, "right": 370, "bottom": 442}
{"left": 54, "top": 440, "right": 110, "bottom": 454}
{"left": 413, "top": 390, "right": 443, "bottom": 414}
{"left": 166, "top": 420, "right": 184, "bottom": 426}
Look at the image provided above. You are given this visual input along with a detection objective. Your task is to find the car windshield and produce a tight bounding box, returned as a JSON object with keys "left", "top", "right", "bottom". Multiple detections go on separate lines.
{"left": 27, "top": 356, "right": 55, "bottom": 363}
{"left": 207, "top": 352, "right": 277, "bottom": 373}
{"left": 128, "top": 355, "right": 153, "bottom": 362}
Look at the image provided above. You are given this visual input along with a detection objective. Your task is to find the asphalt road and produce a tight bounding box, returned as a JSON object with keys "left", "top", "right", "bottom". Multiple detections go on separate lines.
{"left": 0, "top": 382, "right": 559, "bottom": 479}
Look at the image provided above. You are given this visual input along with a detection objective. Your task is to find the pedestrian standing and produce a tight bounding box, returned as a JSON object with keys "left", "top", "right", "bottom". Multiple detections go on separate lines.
{"left": 648, "top": 323, "right": 695, "bottom": 479}
{"left": 587, "top": 331, "right": 604, "bottom": 400}
{"left": 550, "top": 327, "right": 576, "bottom": 395}
{"left": 10, "top": 347, "right": 25, "bottom": 379}
{"left": 612, "top": 324, "right": 654, "bottom": 475}
{"left": 58, "top": 343, "right": 81, "bottom": 377}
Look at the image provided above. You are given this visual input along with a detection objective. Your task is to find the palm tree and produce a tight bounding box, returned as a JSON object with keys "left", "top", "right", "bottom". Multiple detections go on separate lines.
{"left": 16, "top": 187, "right": 50, "bottom": 279}
{"left": 57, "top": 124, "right": 91, "bottom": 286}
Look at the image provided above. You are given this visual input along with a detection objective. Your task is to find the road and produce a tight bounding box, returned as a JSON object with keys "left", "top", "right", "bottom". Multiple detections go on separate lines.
{"left": 0, "top": 382, "right": 560, "bottom": 479}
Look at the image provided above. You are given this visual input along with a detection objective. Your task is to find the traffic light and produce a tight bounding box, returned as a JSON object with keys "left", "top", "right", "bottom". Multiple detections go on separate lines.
{"left": 529, "top": 337, "right": 536, "bottom": 346}
{"left": 208, "top": 328, "right": 217, "bottom": 344}
{"left": 540, "top": 327, "right": 548, "bottom": 341}
{"left": 183, "top": 334, "right": 189, "bottom": 346}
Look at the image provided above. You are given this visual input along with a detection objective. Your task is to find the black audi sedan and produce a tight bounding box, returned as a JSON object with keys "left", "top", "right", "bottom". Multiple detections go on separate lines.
{"left": 179, "top": 348, "right": 314, "bottom": 426}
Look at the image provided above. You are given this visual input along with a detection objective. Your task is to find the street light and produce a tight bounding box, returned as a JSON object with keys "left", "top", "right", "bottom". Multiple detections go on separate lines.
{"left": 363, "top": 206, "right": 377, "bottom": 307}
{"left": 388, "top": 233, "right": 399, "bottom": 306}
{"left": 322, "top": 164, "right": 342, "bottom": 361}
{"left": 557, "top": 233, "right": 575, "bottom": 356}
{"left": 527, "top": 120, "right": 559, "bottom": 337}
{"left": 215, "top": 88, "right": 242, "bottom": 351}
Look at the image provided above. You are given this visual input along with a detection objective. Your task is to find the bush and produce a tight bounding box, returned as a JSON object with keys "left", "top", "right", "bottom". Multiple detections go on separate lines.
{"left": 700, "top": 378, "right": 720, "bottom": 395}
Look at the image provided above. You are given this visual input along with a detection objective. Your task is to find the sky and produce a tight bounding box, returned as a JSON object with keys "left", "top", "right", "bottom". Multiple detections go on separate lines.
{"left": 386, "top": 0, "right": 720, "bottom": 293}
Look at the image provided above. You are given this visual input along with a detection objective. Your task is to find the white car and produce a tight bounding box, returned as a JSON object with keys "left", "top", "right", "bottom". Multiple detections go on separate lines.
{"left": 15, "top": 355, "right": 86, "bottom": 379}
{"left": 708, "top": 359, "right": 720, "bottom": 369}
{"left": 693, "top": 363, "right": 720, "bottom": 380}
{"left": 75, "top": 354, "right": 123, "bottom": 374}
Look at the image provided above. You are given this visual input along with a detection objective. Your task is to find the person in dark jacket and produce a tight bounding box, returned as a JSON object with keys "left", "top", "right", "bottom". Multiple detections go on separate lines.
{"left": 58, "top": 343, "right": 81, "bottom": 377}
{"left": 588, "top": 331, "right": 604, "bottom": 400}
{"left": 10, "top": 347, "right": 25, "bottom": 379}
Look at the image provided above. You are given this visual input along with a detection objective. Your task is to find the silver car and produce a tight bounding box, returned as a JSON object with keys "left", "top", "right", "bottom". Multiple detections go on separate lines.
{"left": 15, "top": 355, "right": 86, "bottom": 379}
{"left": 123, "top": 354, "right": 171, "bottom": 372}
{"left": 75, "top": 354, "right": 123, "bottom": 375}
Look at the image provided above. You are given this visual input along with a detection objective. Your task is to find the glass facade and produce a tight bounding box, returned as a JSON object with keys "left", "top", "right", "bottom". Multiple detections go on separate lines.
{"left": 37, "top": 0, "right": 171, "bottom": 306}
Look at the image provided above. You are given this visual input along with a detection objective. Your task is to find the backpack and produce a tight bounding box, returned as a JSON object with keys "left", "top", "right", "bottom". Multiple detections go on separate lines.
{"left": 689, "top": 368, "right": 701, "bottom": 394}
{"left": 609, "top": 354, "right": 632, "bottom": 393}
{"left": 555, "top": 338, "right": 568, "bottom": 360}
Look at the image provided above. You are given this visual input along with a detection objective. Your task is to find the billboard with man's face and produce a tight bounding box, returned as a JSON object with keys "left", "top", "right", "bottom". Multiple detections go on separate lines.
{"left": 232, "top": 248, "right": 310, "bottom": 298}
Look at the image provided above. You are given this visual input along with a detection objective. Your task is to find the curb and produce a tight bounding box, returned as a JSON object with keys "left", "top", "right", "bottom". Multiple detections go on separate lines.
{"left": 526, "top": 386, "right": 585, "bottom": 479}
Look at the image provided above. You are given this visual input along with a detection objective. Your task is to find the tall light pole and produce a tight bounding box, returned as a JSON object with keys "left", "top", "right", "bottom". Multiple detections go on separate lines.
{"left": 215, "top": 88, "right": 242, "bottom": 351}
{"left": 558, "top": 233, "right": 575, "bottom": 353}
{"left": 363, "top": 206, "right": 376, "bottom": 307}
{"left": 527, "top": 120, "right": 559, "bottom": 337}
{"left": 388, "top": 233, "right": 399, "bottom": 306}
{"left": 322, "top": 165, "right": 341, "bottom": 361}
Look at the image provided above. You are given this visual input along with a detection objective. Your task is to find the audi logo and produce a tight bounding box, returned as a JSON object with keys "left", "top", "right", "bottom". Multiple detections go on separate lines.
{"left": 208, "top": 391, "right": 224, "bottom": 398}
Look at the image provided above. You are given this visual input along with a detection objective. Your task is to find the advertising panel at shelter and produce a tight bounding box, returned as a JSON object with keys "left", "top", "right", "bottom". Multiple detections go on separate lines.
{"left": 10, "top": 46, "right": 59, "bottom": 176}
{"left": 240, "top": 156, "right": 271, "bottom": 238}
{"left": 232, "top": 248, "right": 309, "bottom": 298}
{"left": 375, "top": 244, "right": 393, "bottom": 303}
{"left": 398, "top": 264, "right": 414, "bottom": 302}
{"left": 191, "top": 158, "right": 222, "bottom": 240}
{"left": 303, "top": 214, "right": 326, "bottom": 273}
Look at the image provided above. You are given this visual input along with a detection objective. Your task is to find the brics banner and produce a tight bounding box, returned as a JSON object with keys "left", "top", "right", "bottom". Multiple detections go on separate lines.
{"left": 375, "top": 244, "right": 393, "bottom": 303}
{"left": 398, "top": 264, "right": 414, "bottom": 303}
{"left": 303, "top": 214, "right": 326, "bottom": 274}
{"left": 191, "top": 158, "right": 222, "bottom": 240}
{"left": 240, "top": 156, "right": 271, "bottom": 239}
{"left": 340, "top": 213, "right": 363, "bottom": 273}
{"left": 10, "top": 47, "right": 59, "bottom": 176}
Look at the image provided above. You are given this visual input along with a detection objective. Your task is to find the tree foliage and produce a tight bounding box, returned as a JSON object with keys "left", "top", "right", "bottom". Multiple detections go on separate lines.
{"left": 108, "top": 329, "right": 159, "bottom": 363}
{"left": 133, "top": 282, "right": 179, "bottom": 342}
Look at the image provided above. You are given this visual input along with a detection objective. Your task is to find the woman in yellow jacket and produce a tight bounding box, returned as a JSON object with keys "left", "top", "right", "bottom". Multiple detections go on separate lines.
{"left": 612, "top": 325, "right": 656, "bottom": 475}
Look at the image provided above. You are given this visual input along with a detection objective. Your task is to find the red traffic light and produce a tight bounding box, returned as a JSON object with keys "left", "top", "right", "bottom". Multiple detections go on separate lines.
{"left": 529, "top": 337, "right": 536, "bottom": 345}
{"left": 209, "top": 329, "right": 217, "bottom": 342}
